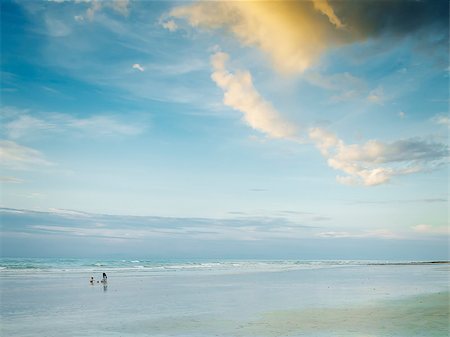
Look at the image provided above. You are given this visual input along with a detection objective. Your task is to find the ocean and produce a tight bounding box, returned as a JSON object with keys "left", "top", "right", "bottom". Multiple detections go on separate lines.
{"left": 1, "top": 258, "right": 448, "bottom": 336}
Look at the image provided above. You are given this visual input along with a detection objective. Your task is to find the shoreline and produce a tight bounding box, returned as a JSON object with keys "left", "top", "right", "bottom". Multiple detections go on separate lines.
{"left": 1, "top": 263, "right": 448, "bottom": 337}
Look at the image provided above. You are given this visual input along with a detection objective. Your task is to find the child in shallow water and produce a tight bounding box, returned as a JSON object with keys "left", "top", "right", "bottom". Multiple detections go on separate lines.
{"left": 89, "top": 276, "right": 94, "bottom": 284}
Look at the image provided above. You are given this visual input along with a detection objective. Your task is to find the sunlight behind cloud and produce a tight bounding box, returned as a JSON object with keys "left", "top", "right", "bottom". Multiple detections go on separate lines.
{"left": 171, "top": 1, "right": 345, "bottom": 74}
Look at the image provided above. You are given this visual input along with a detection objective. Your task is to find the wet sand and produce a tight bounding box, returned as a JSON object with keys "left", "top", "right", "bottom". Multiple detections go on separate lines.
{"left": 123, "top": 291, "right": 448, "bottom": 337}
{"left": 241, "top": 291, "right": 449, "bottom": 337}
{"left": 1, "top": 262, "right": 448, "bottom": 337}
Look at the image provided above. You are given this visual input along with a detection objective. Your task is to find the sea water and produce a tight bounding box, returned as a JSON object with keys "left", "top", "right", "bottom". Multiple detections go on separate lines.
{"left": 0, "top": 259, "right": 448, "bottom": 336}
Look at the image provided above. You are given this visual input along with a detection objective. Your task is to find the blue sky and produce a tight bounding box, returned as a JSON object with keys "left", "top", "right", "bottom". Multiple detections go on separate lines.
{"left": 0, "top": 0, "right": 448, "bottom": 259}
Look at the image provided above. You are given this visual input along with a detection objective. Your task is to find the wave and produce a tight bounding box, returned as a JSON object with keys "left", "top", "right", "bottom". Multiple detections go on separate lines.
{"left": 0, "top": 259, "right": 447, "bottom": 276}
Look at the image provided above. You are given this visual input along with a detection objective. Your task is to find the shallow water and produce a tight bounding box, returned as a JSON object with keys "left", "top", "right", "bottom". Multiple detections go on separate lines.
{"left": 1, "top": 259, "right": 448, "bottom": 336}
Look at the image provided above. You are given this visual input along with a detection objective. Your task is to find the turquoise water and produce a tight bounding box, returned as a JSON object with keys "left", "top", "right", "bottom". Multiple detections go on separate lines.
{"left": 1, "top": 259, "right": 448, "bottom": 336}
{"left": 0, "top": 257, "right": 444, "bottom": 274}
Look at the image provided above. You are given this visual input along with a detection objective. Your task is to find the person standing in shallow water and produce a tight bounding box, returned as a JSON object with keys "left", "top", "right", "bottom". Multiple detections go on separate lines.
{"left": 102, "top": 272, "right": 107, "bottom": 283}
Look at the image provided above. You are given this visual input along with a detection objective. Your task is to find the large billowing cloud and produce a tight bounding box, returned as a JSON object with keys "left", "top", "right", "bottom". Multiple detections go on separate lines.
{"left": 170, "top": 0, "right": 448, "bottom": 74}
{"left": 211, "top": 51, "right": 297, "bottom": 139}
{"left": 171, "top": 1, "right": 346, "bottom": 73}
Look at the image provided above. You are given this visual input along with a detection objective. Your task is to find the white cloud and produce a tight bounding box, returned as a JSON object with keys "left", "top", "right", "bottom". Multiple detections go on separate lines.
{"left": 398, "top": 111, "right": 406, "bottom": 119}
{"left": 162, "top": 20, "right": 178, "bottom": 32}
{"left": 308, "top": 127, "right": 340, "bottom": 156}
{"left": 432, "top": 114, "right": 450, "bottom": 127}
{"left": 309, "top": 127, "right": 448, "bottom": 186}
{"left": 210, "top": 51, "right": 298, "bottom": 139}
{"left": 317, "top": 229, "right": 399, "bottom": 239}
{"left": 132, "top": 63, "right": 145, "bottom": 72}
{"left": 412, "top": 224, "right": 449, "bottom": 236}
{"left": 0, "top": 140, "right": 54, "bottom": 170}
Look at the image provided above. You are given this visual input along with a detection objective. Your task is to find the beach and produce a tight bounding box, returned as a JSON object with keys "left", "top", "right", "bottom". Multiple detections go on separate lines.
{"left": 1, "top": 259, "right": 448, "bottom": 337}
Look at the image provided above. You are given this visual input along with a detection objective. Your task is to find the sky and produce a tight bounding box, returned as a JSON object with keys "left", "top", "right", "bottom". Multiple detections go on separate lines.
{"left": 0, "top": 0, "right": 449, "bottom": 259}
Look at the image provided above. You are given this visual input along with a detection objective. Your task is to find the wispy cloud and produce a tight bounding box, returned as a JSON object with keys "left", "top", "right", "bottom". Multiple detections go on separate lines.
{"left": 0, "top": 176, "right": 25, "bottom": 184}
{"left": 2, "top": 107, "right": 145, "bottom": 139}
{"left": 317, "top": 229, "right": 400, "bottom": 239}
{"left": 66, "top": 115, "right": 143, "bottom": 136}
{"left": 48, "top": 0, "right": 131, "bottom": 21}
{"left": 0, "top": 141, "right": 54, "bottom": 170}
{"left": 305, "top": 71, "right": 366, "bottom": 102}
{"left": 412, "top": 224, "right": 449, "bottom": 236}
{"left": 3, "top": 208, "right": 447, "bottom": 244}
{"left": 47, "top": 208, "right": 93, "bottom": 218}
{"left": 367, "top": 86, "right": 386, "bottom": 105}
{"left": 1, "top": 207, "right": 319, "bottom": 241}
{"left": 44, "top": 16, "right": 72, "bottom": 37}
{"left": 432, "top": 114, "right": 450, "bottom": 128}
{"left": 349, "top": 198, "right": 448, "bottom": 205}
{"left": 5, "top": 115, "right": 56, "bottom": 139}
